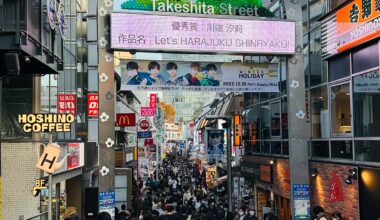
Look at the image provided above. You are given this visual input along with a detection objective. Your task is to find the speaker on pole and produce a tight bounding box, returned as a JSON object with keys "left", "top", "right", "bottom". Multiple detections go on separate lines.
{"left": 4, "top": 52, "right": 20, "bottom": 76}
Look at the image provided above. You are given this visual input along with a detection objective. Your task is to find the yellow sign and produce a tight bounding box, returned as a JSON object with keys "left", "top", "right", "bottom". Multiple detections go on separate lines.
{"left": 18, "top": 114, "right": 75, "bottom": 133}
{"left": 36, "top": 143, "right": 67, "bottom": 174}
{"left": 206, "top": 165, "right": 217, "bottom": 188}
{"left": 32, "top": 179, "right": 48, "bottom": 197}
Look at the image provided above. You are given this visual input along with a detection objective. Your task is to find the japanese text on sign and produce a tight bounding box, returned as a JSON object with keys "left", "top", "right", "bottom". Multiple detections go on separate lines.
{"left": 58, "top": 94, "right": 76, "bottom": 115}
{"left": 88, "top": 94, "right": 99, "bottom": 117}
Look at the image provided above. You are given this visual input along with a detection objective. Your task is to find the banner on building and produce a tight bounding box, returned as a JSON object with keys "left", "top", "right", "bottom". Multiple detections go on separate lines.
{"left": 88, "top": 94, "right": 99, "bottom": 117}
{"left": 119, "top": 60, "right": 279, "bottom": 92}
{"left": 116, "top": 113, "right": 136, "bottom": 127}
{"left": 58, "top": 94, "right": 76, "bottom": 115}
{"left": 111, "top": 13, "right": 295, "bottom": 55}
{"left": 207, "top": 129, "right": 225, "bottom": 162}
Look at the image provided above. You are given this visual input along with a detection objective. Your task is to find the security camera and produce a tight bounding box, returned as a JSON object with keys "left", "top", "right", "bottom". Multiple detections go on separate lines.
{"left": 129, "top": 50, "right": 136, "bottom": 55}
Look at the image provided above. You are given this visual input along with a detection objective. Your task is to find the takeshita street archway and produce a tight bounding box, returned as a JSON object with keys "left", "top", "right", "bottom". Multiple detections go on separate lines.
{"left": 96, "top": 0, "right": 307, "bottom": 218}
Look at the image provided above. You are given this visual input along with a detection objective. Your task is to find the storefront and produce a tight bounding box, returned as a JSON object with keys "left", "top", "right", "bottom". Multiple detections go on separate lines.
{"left": 241, "top": 155, "right": 291, "bottom": 220}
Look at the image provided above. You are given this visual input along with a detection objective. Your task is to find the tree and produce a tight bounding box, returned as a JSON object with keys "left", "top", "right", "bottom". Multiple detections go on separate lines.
{"left": 160, "top": 101, "right": 176, "bottom": 122}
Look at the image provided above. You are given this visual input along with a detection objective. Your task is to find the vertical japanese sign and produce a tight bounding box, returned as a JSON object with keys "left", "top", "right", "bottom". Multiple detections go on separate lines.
{"left": 88, "top": 93, "right": 99, "bottom": 117}
{"left": 99, "top": 192, "right": 115, "bottom": 219}
{"left": 293, "top": 184, "right": 310, "bottom": 219}
{"left": 149, "top": 94, "right": 157, "bottom": 108}
{"left": 67, "top": 143, "right": 84, "bottom": 170}
{"left": 58, "top": 94, "right": 76, "bottom": 115}
{"left": 233, "top": 114, "right": 242, "bottom": 146}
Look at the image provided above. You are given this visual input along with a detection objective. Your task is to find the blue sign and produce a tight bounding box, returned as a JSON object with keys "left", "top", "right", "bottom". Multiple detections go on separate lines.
{"left": 99, "top": 191, "right": 115, "bottom": 220}
{"left": 293, "top": 184, "right": 310, "bottom": 219}
{"left": 137, "top": 131, "right": 152, "bottom": 138}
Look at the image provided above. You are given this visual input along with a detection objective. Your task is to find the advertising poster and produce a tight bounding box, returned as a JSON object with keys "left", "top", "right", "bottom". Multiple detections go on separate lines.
{"left": 57, "top": 94, "right": 76, "bottom": 115}
{"left": 99, "top": 192, "right": 115, "bottom": 220}
{"left": 138, "top": 158, "right": 150, "bottom": 176}
{"left": 87, "top": 93, "right": 99, "bottom": 117}
{"left": 207, "top": 129, "right": 225, "bottom": 162}
{"left": 206, "top": 165, "right": 217, "bottom": 189}
{"left": 67, "top": 143, "right": 84, "bottom": 170}
{"left": 293, "top": 184, "right": 310, "bottom": 219}
{"left": 118, "top": 60, "right": 279, "bottom": 92}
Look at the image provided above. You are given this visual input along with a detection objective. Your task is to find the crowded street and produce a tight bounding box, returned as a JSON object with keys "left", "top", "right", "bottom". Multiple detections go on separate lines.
{"left": 112, "top": 151, "right": 269, "bottom": 220}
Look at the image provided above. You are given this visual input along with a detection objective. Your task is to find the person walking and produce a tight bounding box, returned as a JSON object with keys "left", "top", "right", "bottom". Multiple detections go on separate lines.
{"left": 243, "top": 207, "right": 258, "bottom": 220}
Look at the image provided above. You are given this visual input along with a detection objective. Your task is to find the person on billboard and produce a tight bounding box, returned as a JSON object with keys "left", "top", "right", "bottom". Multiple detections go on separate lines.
{"left": 125, "top": 61, "right": 150, "bottom": 85}
{"left": 178, "top": 62, "right": 201, "bottom": 86}
{"left": 207, "top": 131, "right": 224, "bottom": 155}
{"left": 165, "top": 62, "right": 182, "bottom": 85}
{"left": 201, "top": 63, "right": 220, "bottom": 86}
{"left": 145, "top": 61, "right": 164, "bottom": 85}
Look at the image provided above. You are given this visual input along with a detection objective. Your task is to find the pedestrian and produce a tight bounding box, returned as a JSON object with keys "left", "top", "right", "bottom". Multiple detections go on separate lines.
{"left": 243, "top": 207, "right": 258, "bottom": 220}
{"left": 234, "top": 207, "right": 246, "bottom": 220}
{"left": 311, "top": 206, "right": 325, "bottom": 220}
{"left": 98, "top": 212, "right": 112, "bottom": 220}
{"left": 331, "top": 211, "right": 342, "bottom": 220}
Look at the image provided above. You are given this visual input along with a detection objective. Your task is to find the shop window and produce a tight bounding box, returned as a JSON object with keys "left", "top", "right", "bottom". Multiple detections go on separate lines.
{"left": 330, "top": 83, "right": 352, "bottom": 136}
{"left": 282, "top": 141, "right": 289, "bottom": 155}
{"left": 252, "top": 141, "right": 260, "bottom": 153}
{"left": 331, "top": 140, "right": 353, "bottom": 159}
{"left": 311, "top": 141, "right": 329, "bottom": 158}
{"left": 355, "top": 141, "right": 380, "bottom": 163}
{"left": 271, "top": 102, "right": 281, "bottom": 137}
{"left": 352, "top": 42, "right": 379, "bottom": 74}
{"left": 328, "top": 53, "right": 350, "bottom": 82}
{"left": 311, "top": 86, "right": 328, "bottom": 138}
{"left": 261, "top": 104, "right": 270, "bottom": 139}
{"left": 353, "top": 71, "right": 380, "bottom": 137}
{"left": 261, "top": 141, "right": 270, "bottom": 154}
{"left": 271, "top": 141, "right": 282, "bottom": 155}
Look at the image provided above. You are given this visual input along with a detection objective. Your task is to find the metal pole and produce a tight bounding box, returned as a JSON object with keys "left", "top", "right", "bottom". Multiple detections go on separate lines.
{"left": 226, "top": 118, "right": 232, "bottom": 212}
{"left": 48, "top": 133, "right": 53, "bottom": 220}
{"left": 136, "top": 126, "right": 140, "bottom": 218}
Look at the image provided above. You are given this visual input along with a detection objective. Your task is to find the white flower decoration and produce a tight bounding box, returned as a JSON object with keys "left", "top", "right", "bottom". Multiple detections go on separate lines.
{"left": 105, "top": 138, "right": 115, "bottom": 148}
{"left": 104, "top": 0, "right": 113, "bottom": 7}
{"left": 296, "top": 110, "right": 306, "bottom": 119}
{"left": 99, "top": 7, "right": 107, "bottom": 17}
{"left": 287, "top": 8, "right": 296, "bottom": 17}
{"left": 100, "top": 112, "right": 110, "bottom": 122}
{"left": 100, "top": 166, "right": 110, "bottom": 176}
{"left": 99, "top": 72, "right": 109, "bottom": 82}
{"left": 99, "top": 37, "right": 108, "bottom": 47}
{"left": 290, "top": 80, "right": 300, "bottom": 88}
{"left": 105, "top": 53, "right": 113, "bottom": 62}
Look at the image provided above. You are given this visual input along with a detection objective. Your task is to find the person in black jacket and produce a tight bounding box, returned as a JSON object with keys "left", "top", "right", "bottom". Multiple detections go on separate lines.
{"left": 243, "top": 207, "right": 258, "bottom": 220}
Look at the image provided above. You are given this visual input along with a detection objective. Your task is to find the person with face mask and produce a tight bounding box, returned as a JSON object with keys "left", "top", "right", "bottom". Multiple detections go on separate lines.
{"left": 233, "top": 207, "right": 246, "bottom": 220}
{"left": 243, "top": 207, "right": 258, "bottom": 220}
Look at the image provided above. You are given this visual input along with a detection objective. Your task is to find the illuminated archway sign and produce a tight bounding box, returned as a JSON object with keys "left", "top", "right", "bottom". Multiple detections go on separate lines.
{"left": 18, "top": 114, "right": 75, "bottom": 133}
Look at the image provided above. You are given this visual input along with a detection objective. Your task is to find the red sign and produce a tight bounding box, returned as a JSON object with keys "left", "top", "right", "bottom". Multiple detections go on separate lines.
{"left": 330, "top": 172, "right": 344, "bottom": 202}
{"left": 144, "top": 138, "right": 154, "bottom": 146}
{"left": 116, "top": 113, "right": 136, "bottom": 126}
{"left": 139, "top": 119, "right": 150, "bottom": 130}
{"left": 58, "top": 94, "right": 76, "bottom": 114}
{"left": 87, "top": 94, "right": 99, "bottom": 117}
{"left": 68, "top": 143, "right": 81, "bottom": 170}
{"left": 149, "top": 94, "right": 157, "bottom": 108}
{"left": 141, "top": 107, "right": 155, "bottom": 116}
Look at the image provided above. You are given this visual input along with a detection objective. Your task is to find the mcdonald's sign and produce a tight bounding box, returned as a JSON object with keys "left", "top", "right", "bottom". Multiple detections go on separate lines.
{"left": 116, "top": 113, "right": 136, "bottom": 127}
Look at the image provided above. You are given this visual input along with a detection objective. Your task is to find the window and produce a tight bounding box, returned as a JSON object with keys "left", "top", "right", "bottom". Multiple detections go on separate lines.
{"left": 304, "top": 34, "right": 310, "bottom": 88}
{"left": 261, "top": 104, "right": 270, "bottom": 139}
{"left": 261, "top": 141, "right": 270, "bottom": 154}
{"left": 282, "top": 142, "right": 289, "bottom": 155}
{"left": 271, "top": 102, "right": 281, "bottom": 137}
{"left": 328, "top": 53, "right": 350, "bottom": 81}
{"left": 331, "top": 140, "right": 352, "bottom": 159}
{"left": 311, "top": 141, "right": 329, "bottom": 158}
{"left": 310, "top": 28, "right": 327, "bottom": 86}
{"left": 330, "top": 83, "right": 351, "bottom": 136}
{"left": 352, "top": 42, "right": 379, "bottom": 73}
{"left": 353, "top": 70, "right": 380, "bottom": 137}
{"left": 310, "top": 86, "right": 328, "bottom": 138}
{"left": 355, "top": 140, "right": 380, "bottom": 162}
{"left": 281, "top": 99, "right": 288, "bottom": 139}
{"left": 271, "top": 142, "right": 282, "bottom": 155}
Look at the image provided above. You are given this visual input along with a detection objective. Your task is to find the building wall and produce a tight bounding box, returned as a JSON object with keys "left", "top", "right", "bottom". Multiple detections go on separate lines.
{"left": 309, "top": 162, "right": 359, "bottom": 220}
{"left": 272, "top": 158, "right": 291, "bottom": 200}
{"left": 2, "top": 143, "right": 40, "bottom": 220}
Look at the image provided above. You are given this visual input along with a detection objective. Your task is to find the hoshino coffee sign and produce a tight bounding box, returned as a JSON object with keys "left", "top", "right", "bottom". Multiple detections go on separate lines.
{"left": 18, "top": 114, "right": 75, "bottom": 132}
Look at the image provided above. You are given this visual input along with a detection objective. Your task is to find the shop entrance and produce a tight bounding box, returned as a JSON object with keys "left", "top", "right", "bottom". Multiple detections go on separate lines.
{"left": 256, "top": 187, "right": 270, "bottom": 220}
{"left": 275, "top": 195, "right": 291, "bottom": 220}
